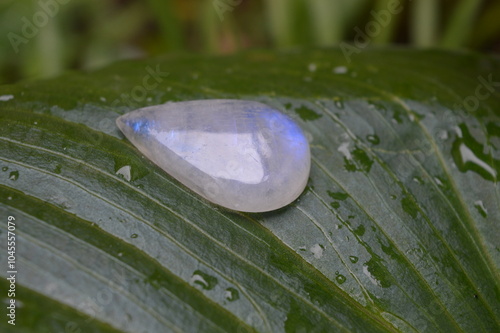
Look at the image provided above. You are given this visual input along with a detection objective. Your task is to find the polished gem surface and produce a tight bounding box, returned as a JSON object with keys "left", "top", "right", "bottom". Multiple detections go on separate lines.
{"left": 116, "top": 99, "right": 311, "bottom": 212}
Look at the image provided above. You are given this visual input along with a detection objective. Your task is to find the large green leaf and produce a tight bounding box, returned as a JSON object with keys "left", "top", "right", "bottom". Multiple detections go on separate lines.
{"left": 1, "top": 48, "right": 499, "bottom": 332}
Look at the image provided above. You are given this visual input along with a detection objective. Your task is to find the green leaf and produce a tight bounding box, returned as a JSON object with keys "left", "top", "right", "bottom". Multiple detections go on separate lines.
{"left": 1, "top": 48, "right": 499, "bottom": 332}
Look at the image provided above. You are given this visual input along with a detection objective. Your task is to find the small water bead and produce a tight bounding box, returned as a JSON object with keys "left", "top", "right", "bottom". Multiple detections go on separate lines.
{"left": 452, "top": 123, "right": 498, "bottom": 181}
{"left": 116, "top": 100, "right": 311, "bottom": 212}
{"left": 474, "top": 200, "right": 488, "bottom": 218}
{"left": 366, "top": 134, "right": 380, "bottom": 145}
{"left": 116, "top": 165, "right": 132, "bottom": 182}
{"left": 333, "top": 66, "right": 347, "bottom": 74}
{"left": 310, "top": 244, "right": 324, "bottom": 259}
{"left": 224, "top": 288, "right": 240, "bottom": 302}
{"left": 335, "top": 274, "right": 347, "bottom": 284}
{"left": 9, "top": 171, "right": 19, "bottom": 181}
{"left": 191, "top": 270, "right": 218, "bottom": 290}
{"left": 333, "top": 98, "right": 344, "bottom": 109}
{"left": 130, "top": 234, "right": 138, "bottom": 238}
{"left": 349, "top": 256, "right": 359, "bottom": 263}
{"left": 412, "top": 176, "right": 424, "bottom": 184}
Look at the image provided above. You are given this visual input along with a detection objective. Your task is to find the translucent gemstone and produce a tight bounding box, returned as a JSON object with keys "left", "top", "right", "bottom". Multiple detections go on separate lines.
{"left": 116, "top": 99, "right": 311, "bottom": 212}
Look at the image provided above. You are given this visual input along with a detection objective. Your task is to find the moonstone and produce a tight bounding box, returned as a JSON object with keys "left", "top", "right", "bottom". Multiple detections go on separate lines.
{"left": 116, "top": 99, "right": 311, "bottom": 212}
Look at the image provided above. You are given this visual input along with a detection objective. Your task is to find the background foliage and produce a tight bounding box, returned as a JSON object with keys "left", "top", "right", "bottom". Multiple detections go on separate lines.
{"left": 1, "top": 0, "right": 500, "bottom": 84}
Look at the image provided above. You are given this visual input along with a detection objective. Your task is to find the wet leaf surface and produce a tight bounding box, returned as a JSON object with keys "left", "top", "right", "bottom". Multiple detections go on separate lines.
{"left": 0, "top": 48, "right": 499, "bottom": 332}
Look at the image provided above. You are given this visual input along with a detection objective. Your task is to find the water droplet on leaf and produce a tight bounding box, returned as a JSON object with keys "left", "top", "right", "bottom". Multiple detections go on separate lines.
{"left": 191, "top": 270, "right": 218, "bottom": 290}
{"left": 334, "top": 98, "right": 344, "bottom": 109}
{"left": 474, "top": 200, "right": 488, "bottom": 218}
{"left": 224, "top": 287, "right": 240, "bottom": 301}
{"left": 335, "top": 274, "right": 346, "bottom": 284}
{"left": 451, "top": 123, "right": 498, "bottom": 181}
{"left": 116, "top": 165, "right": 132, "bottom": 182}
{"left": 310, "top": 244, "right": 324, "bottom": 259}
{"left": 366, "top": 134, "right": 380, "bottom": 145}
{"left": 9, "top": 171, "right": 19, "bottom": 181}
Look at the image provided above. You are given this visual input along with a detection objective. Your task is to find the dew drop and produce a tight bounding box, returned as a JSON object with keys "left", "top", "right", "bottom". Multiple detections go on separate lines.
{"left": 308, "top": 63, "right": 317, "bottom": 72}
{"left": 310, "top": 244, "right": 324, "bottom": 259}
{"left": 335, "top": 274, "right": 346, "bottom": 284}
{"left": 333, "top": 66, "right": 347, "bottom": 74}
{"left": 390, "top": 194, "right": 397, "bottom": 200}
{"left": 437, "top": 130, "right": 448, "bottom": 141}
{"left": 130, "top": 233, "right": 138, "bottom": 239}
{"left": 116, "top": 165, "right": 132, "bottom": 182}
{"left": 474, "top": 200, "right": 488, "bottom": 218}
{"left": 298, "top": 246, "right": 307, "bottom": 252}
{"left": 191, "top": 270, "right": 218, "bottom": 290}
{"left": 224, "top": 287, "right": 240, "bottom": 302}
{"left": 9, "top": 171, "right": 19, "bottom": 181}
{"left": 334, "top": 98, "right": 344, "bottom": 109}
{"left": 366, "top": 134, "right": 380, "bottom": 145}
{"left": 1, "top": 167, "right": 7, "bottom": 172}
{"left": 412, "top": 176, "right": 424, "bottom": 184}
{"left": 434, "top": 177, "right": 444, "bottom": 187}
{"left": 338, "top": 142, "right": 352, "bottom": 160}
{"left": 451, "top": 123, "right": 498, "bottom": 181}
{"left": 349, "top": 256, "right": 359, "bottom": 263}
{"left": 343, "top": 147, "right": 373, "bottom": 173}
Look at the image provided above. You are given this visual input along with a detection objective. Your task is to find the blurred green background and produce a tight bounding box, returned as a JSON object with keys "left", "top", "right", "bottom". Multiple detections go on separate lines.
{"left": 1, "top": 0, "right": 499, "bottom": 85}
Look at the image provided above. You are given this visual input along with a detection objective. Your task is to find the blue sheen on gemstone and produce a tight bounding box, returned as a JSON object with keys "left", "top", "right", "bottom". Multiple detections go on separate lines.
{"left": 127, "top": 118, "right": 153, "bottom": 134}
